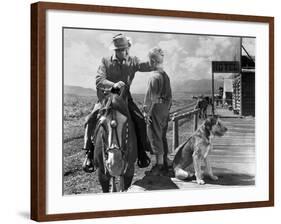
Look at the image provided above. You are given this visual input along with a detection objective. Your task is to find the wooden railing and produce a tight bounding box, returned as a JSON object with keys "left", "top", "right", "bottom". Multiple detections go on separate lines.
{"left": 170, "top": 108, "right": 200, "bottom": 151}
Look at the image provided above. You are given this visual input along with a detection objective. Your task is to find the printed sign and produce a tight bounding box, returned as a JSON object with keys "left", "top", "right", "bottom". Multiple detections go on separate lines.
{"left": 212, "top": 61, "right": 240, "bottom": 73}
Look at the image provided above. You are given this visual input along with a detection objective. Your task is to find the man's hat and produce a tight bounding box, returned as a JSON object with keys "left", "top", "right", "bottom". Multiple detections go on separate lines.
{"left": 110, "top": 33, "right": 131, "bottom": 50}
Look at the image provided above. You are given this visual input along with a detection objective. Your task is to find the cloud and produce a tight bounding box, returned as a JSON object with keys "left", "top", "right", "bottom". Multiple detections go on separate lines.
{"left": 163, "top": 34, "right": 174, "bottom": 39}
{"left": 179, "top": 56, "right": 211, "bottom": 79}
{"left": 195, "top": 37, "right": 217, "bottom": 57}
{"left": 158, "top": 39, "right": 184, "bottom": 79}
{"left": 130, "top": 42, "right": 151, "bottom": 61}
{"left": 242, "top": 38, "right": 255, "bottom": 56}
{"left": 158, "top": 39, "right": 182, "bottom": 54}
{"left": 181, "top": 57, "right": 207, "bottom": 71}
{"left": 196, "top": 36, "right": 240, "bottom": 61}
{"left": 63, "top": 29, "right": 254, "bottom": 93}
{"left": 96, "top": 32, "right": 115, "bottom": 49}
{"left": 64, "top": 41, "right": 99, "bottom": 88}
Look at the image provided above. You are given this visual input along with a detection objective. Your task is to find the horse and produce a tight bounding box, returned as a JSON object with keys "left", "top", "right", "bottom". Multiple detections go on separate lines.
{"left": 194, "top": 95, "right": 210, "bottom": 119}
{"left": 92, "top": 87, "right": 138, "bottom": 192}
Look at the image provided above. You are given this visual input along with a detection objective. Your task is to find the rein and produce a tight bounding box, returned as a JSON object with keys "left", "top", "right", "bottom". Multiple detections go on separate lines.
{"left": 92, "top": 96, "right": 130, "bottom": 176}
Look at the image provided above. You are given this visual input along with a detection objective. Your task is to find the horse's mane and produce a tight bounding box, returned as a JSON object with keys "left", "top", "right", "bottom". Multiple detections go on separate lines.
{"left": 101, "top": 93, "right": 130, "bottom": 117}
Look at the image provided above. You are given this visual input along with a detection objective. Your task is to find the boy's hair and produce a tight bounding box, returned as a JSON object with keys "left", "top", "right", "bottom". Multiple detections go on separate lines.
{"left": 148, "top": 47, "right": 164, "bottom": 64}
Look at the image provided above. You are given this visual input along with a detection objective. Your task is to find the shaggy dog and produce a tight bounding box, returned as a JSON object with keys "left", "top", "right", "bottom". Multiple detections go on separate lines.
{"left": 173, "top": 116, "right": 227, "bottom": 185}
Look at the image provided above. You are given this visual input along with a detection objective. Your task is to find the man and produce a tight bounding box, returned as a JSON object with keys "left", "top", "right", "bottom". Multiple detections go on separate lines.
{"left": 143, "top": 47, "right": 172, "bottom": 176}
{"left": 82, "top": 33, "right": 152, "bottom": 172}
{"left": 194, "top": 94, "right": 208, "bottom": 119}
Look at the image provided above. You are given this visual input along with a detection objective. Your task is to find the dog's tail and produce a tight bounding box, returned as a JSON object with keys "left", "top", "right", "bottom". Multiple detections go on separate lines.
{"left": 172, "top": 136, "right": 192, "bottom": 167}
{"left": 174, "top": 138, "right": 190, "bottom": 154}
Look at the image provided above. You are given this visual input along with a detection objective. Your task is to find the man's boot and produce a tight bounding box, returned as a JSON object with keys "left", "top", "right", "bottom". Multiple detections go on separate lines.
{"left": 82, "top": 111, "right": 98, "bottom": 173}
{"left": 82, "top": 148, "right": 95, "bottom": 173}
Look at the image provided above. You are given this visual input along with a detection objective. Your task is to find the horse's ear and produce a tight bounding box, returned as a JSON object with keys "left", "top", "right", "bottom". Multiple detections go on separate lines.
{"left": 119, "top": 87, "right": 125, "bottom": 99}
{"left": 101, "top": 95, "right": 112, "bottom": 109}
{"left": 119, "top": 86, "right": 128, "bottom": 100}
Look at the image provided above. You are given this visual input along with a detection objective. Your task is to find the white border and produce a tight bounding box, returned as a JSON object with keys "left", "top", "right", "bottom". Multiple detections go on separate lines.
{"left": 46, "top": 10, "right": 269, "bottom": 214}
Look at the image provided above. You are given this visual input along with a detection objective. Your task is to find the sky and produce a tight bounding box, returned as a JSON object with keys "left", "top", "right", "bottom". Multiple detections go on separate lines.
{"left": 64, "top": 28, "right": 255, "bottom": 93}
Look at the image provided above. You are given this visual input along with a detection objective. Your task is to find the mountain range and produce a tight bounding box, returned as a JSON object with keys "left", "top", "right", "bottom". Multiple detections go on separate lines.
{"left": 64, "top": 79, "right": 224, "bottom": 96}
{"left": 64, "top": 85, "right": 95, "bottom": 96}
{"left": 174, "top": 79, "right": 224, "bottom": 94}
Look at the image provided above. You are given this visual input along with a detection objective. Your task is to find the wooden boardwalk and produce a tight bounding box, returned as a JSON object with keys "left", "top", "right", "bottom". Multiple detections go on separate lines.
{"left": 128, "top": 112, "right": 255, "bottom": 192}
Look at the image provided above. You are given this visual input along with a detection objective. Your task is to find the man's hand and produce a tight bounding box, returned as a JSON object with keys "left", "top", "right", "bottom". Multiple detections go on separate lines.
{"left": 143, "top": 112, "right": 152, "bottom": 125}
{"left": 113, "top": 81, "right": 126, "bottom": 89}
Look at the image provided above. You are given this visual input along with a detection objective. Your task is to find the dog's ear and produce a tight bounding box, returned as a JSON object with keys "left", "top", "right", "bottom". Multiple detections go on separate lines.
{"left": 213, "top": 114, "right": 219, "bottom": 120}
{"left": 204, "top": 116, "right": 218, "bottom": 130}
{"left": 204, "top": 118, "right": 212, "bottom": 131}
{"left": 212, "top": 115, "right": 219, "bottom": 123}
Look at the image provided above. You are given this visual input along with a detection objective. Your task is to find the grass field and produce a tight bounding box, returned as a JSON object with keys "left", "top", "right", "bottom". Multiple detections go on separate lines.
{"left": 63, "top": 91, "right": 203, "bottom": 194}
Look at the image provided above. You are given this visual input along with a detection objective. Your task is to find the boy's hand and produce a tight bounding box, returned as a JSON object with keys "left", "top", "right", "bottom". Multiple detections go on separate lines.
{"left": 143, "top": 112, "right": 152, "bottom": 125}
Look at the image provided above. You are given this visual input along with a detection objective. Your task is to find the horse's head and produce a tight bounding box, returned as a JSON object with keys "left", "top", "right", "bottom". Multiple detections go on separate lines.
{"left": 98, "top": 90, "right": 130, "bottom": 177}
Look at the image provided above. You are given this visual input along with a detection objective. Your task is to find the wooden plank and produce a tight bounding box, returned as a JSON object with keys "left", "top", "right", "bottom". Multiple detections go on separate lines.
{"left": 129, "top": 115, "right": 256, "bottom": 192}
{"left": 212, "top": 152, "right": 255, "bottom": 157}
{"left": 177, "top": 133, "right": 255, "bottom": 138}
{"left": 193, "top": 112, "right": 198, "bottom": 131}
{"left": 172, "top": 109, "right": 200, "bottom": 121}
{"left": 172, "top": 120, "right": 179, "bottom": 150}
{"left": 213, "top": 137, "right": 255, "bottom": 141}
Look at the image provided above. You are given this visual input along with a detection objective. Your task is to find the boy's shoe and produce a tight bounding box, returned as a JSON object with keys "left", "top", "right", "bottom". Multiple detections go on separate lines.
{"left": 137, "top": 151, "right": 151, "bottom": 168}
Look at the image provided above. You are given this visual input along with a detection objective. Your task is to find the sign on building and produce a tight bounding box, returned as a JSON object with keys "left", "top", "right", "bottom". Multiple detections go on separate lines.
{"left": 212, "top": 61, "right": 240, "bottom": 73}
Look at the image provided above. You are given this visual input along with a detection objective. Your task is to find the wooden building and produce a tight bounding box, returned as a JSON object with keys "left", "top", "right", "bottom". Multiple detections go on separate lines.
{"left": 232, "top": 55, "right": 255, "bottom": 116}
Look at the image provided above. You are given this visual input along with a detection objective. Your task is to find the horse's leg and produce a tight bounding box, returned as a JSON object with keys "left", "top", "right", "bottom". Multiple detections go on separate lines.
{"left": 124, "top": 175, "right": 134, "bottom": 190}
{"left": 123, "top": 165, "right": 134, "bottom": 190}
{"left": 111, "top": 177, "right": 117, "bottom": 192}
{"left": 97, "top": 168, "right": 110, "bottom": 193}
{"left": 116, "top": 176, "right": 125, "bottom": 192}
{"left": 119, "top": 175, "right": 125, "bottom": 192}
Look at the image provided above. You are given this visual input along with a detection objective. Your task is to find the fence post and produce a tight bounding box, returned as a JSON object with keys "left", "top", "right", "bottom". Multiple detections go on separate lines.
{"left": 193, "top": 111, "right": 198, "bottom": 131}
{"left": 172, "top": 118, "right": 179, "bottom": 151}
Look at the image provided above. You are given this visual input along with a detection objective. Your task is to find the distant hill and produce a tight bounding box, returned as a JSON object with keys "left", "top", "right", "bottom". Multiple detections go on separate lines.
{"left": 64, "top": 85, "right": 95, "bottom": 96}
{"left": 65, "top": 79, "right": 224, "bottom": 97}
{"left": 174, "top": 79, "right": 224, "bottom": 94}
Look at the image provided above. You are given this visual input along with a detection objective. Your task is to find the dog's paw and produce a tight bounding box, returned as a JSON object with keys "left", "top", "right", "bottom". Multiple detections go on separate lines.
{"left": 196, "top": 179, "right": 205, "bottom": 185}
{"left": 189, "top": 172, "right": 195, "bottom": 178}
{"left": 175, "top": 168, "right": 194, "bottom": 180}
{"left": 209, "top": 175, "right": 218, "bottom": 181}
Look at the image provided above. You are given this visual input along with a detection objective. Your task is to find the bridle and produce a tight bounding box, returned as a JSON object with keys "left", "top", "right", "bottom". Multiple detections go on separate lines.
{"left": 93, "top": 95, "right": 130, "bottom": 175}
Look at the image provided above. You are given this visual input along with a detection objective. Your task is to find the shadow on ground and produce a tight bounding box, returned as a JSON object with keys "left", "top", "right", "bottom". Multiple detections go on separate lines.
{"left": 204, "top": 174, "right": 255, "bottom": 186}
{"left": 133, "top": 175, "right": 179, "bottom": 191}
{"left": 203, "top": 167, "right": 255, "bottom": 186}
{"left": 131, "top": 167, "right": 255, "bottom": 191}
